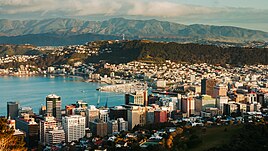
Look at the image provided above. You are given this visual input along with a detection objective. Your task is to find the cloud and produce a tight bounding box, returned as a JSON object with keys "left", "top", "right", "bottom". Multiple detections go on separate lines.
{"left": 0, "top": 0, "right": 226, "bottom": 17}
{"left": 127, "top": 1, "right": 220, "bottom": 17}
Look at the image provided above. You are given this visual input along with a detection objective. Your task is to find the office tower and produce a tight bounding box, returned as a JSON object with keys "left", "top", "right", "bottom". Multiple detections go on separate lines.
{"left": 146, "top": 107, "right": 155, "bottom": 124}
{"left": 117, "top": 118, "right": 128, "bottom": 131}
{"left": 246, "top": 92, "right": 257, "bottom": 104}
{"left": 154, "top": 110, "right": 168, "bottom": 123}
{"left": 216, "top": 96, "right": 229, "bottom": 111}
{"left": 90, "top": 119, "right": 107, "bottom": 137}
{"left": 109, "top": 106, "right": 127, "bottom": 121}
{"left": 107, "top": 120, "right": 118, "bottom": 134}
{"left": 181, "top": 96, "right": 195, "bottom": 117}
{"left": 62, "top": 115, "right": 85, "bottom": 142}
{"left": 7, "top": 102, "right": 19, "bottom": 119}
{"left": 40, "top": 116, "right": 57, "bottom": 145}
{"left": 99, "top": 109, "right": 109, "bottom": 123}
{"left": 126, "top": 90, "right": 148, "bottom": 106}
{"left": 15, "top": 114, "right": 39, "bottom": 148}
{"left": 46, "top": 94, "right": 61, "bottom": 121}
{"left": 213, "top": 84, "right": 227, "bottom": 98}
{"left": 86, "top": 105, "right": 99, "bottom": 128}
{"left": 127, "top": 106, "right": 146, "bottom": 129}
{"left": 201, "top": 78, "right": 219, "bottom": 96}
{"left": 46, "top": 128, "right": 65, "bottom": 146}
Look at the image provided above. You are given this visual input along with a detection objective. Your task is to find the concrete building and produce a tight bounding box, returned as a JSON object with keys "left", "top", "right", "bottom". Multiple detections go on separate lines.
{"left": 201, "top": 78, "right": 219, "bottom": 96}
{"left": 90, "top": 119, "right": 107, "bottom": 137}
{"left": 181, "top": 97, "right": 195, "bottom": 117}
{"left": 7, "top": 102, "right": 19, "bottom": 119}
{"left": 107, "top": 120, "right": 118, "bottom": 134}
{"left": 127, "top": 106, "right": 146, "bottom": 129}
{"left": 15, "top": 114, "right": 39, "bottom": 148}
{"left": 216, "top": 96, "right": 229, "bottom": 111}
{"left": 62, "top": 115, "right": 86, "bottom": 142}
{"left": 117, "top": 118, "right": 128, "bottom": 131}
{"left": 46, "top": 128, "right": 65, "bottom": 145}
{"left": 40, "top": 116, "right": 58, "bottom": 145}
{"left": 109, "top": 106, "right": 127, "bottom": 121}
{"left": 46, "top": 94, "right": 62, "bottom": 121}
{"left": 246, "top": 93, "right": 257, "bottom": 104}
{"left": 146, "top": 107, "right": 155, "bottom": 124}
{"left": 99, "top": 109, "right": 109, "bottom": 123}
{"left": 126, "top": 90, "right": 148, "bottom": 106}
{"left": 154, "top": 110, "right": 167, "bottom": 123}
{"left": 87, "top": 105, "right": 99, "bottom": 122}
{"left": 213, "top": 84, "right": 227, "bottom": 98}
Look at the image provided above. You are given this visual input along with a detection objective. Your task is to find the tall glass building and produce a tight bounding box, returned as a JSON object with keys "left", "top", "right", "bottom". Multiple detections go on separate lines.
{"left": 46, "top": 94, "right": 61, "bottom": 121}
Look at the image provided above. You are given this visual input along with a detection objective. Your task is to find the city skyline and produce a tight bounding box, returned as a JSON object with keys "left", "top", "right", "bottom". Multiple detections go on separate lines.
{"left": 0, "top": 0, "right": 268, "bottom": 32}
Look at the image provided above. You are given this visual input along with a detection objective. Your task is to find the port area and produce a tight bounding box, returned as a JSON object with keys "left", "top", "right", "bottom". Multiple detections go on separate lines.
{"left": 97, "top": 82, "right": 148, "bottom": 93}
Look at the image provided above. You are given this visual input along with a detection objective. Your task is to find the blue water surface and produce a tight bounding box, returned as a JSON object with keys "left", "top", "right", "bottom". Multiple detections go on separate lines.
{"left": 0, "top": 76, "right": 124, "bottom": 116}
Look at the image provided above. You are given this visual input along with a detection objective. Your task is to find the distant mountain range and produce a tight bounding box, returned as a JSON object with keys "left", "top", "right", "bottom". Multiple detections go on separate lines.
{"left": 0, "top": 18, "right": 268, "bottom": 45}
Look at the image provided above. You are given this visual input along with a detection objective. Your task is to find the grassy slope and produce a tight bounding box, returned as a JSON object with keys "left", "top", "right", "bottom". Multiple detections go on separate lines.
{"left": 189, "top": 125, "right": 242, "bottom": 151}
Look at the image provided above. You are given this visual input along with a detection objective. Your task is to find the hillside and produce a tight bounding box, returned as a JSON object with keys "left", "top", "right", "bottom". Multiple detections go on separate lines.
{"left": 1, "top": 41, "right": 268, "bottom": 66}
{"left": 0, "top": 44, "right": 42, "bottom": 57}
{"left": 0, "top": 18, "right": 268, "bottom": 45}
{"left": 87, "top": 40, "right": 268, "bottom": 65}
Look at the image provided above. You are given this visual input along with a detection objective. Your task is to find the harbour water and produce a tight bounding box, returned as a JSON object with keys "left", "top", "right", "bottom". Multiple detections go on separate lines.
{"left": 0, "top": 76, "right": 125, "bottom": 116}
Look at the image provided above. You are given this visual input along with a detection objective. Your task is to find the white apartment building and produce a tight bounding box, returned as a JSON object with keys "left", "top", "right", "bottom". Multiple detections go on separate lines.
{"left": 62, "top": 115, "right": 85, "bottom": 142}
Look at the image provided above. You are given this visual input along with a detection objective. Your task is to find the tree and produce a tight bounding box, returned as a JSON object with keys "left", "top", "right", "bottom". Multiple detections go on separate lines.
{"left": 0, "top": 118, "right": 27, "bottom": 151}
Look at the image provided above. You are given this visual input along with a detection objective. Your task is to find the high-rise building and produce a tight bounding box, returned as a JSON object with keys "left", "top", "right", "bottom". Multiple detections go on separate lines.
{"left": 40, "top": 116, "right": 57, "bottom": 145}
{"left": 246, "top": 92, "right": 257, "bottom": 104}
{"left": 87, "top": 105, "right": 99, "bottom": 122}
{"left": 46, "top": 94, "right": 62, "bottom": 121}
{"left": 213, "top": 84, "right": 227, "bottom": 98}
{"left": 99, "top": 109, "right": 109, "bottom": 123}
{"left": 7, "top": 102, "right": 19, "bottom": 119}
{"left": 62, "top": 115, "right": 86, "bottom": 142}
{"left": 216, "top": 96, "right": 229, "bottom": 111}
{"left": 127, "top": 106, "right": 146, "bottom": 129}
{"left": 117, "top": 118, "right": 128, "bottom": 131}
{"left": 126, "top": 90, "right": 148, "bottom": 106}
{"left": 46, "top": 128, "right": 65, "bottom": 146}
{"left": 90, "top": 119, "right": 107, "bottom": 137}
{"left": 109, "top": 106, "right": 127, "bottom": 121}
{"left": 107, "top": 120, "right": 118, "bottom": 134}
{"left": 146, "top": 107, "right": 155, "bottom": 124}
{"left": 154, "top": 110, "right": 168, "bottom": 123}
{"left": 15, "top": 114, "right": 39, "bottom": 148}
{"left": 201, "top": 78, "right": 219, "bottom": 96}
{"left": 181, "top": 96, "right": 195, "bottom": 117}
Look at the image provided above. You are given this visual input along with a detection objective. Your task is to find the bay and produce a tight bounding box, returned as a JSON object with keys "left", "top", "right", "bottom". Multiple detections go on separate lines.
{"left": 0, "top": 76, "right": 124, "bottom": 116}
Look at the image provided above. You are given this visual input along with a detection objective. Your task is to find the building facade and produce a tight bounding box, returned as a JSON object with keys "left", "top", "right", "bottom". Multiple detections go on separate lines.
{"left": 46, "top": 94, "right": 62, "bottom": 121}
{"left": 62, "top": 115, "right": 86, "bottom": 142}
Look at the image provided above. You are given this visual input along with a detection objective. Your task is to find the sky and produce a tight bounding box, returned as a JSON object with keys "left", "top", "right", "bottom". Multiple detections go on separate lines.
{"left": 0, "top": 0, "right": 268, "bottom": 31}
